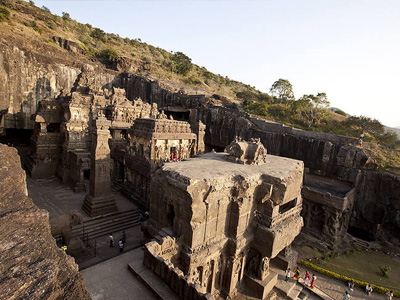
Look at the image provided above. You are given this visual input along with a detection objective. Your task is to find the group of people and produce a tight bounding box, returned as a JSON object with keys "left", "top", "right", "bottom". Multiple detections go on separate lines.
{"left": 109, "top": 231, "right": 126, "bottom": 253}
{"left": 285, "top": 267, "right": 317, "bottom": 289}
{"left": 285, "top": 268, "right": 395, "bottom": 300}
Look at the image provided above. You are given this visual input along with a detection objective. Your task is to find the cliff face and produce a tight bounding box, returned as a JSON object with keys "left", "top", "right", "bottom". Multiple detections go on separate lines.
{"left": 0, "top": 144, "right": 91, "bottom": 300}
{"left": 0, "top": 37, "right": 115, "bottom": 130}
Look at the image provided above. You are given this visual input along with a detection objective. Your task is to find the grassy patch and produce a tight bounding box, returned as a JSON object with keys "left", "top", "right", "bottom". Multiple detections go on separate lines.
{"left": 310, "top": 250, "right": 400, "bottom": 291}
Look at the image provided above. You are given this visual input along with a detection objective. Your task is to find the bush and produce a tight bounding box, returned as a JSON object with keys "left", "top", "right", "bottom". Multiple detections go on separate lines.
{"left": 380, "top": 266, "right": 391, "bottom": 278}
{"left": 41, "top": 5, "right": 50, "bottom": 13}
{"left": 300, "top": 260, "right": 400, "bottom": 297}
{"left": 95, "top": 48, "right": 120, "bottom": 64}
{"left": 185, "top": 75, "right": 202, "bottom": 85}
{"left": 171, "top": 51, "right": 192, "bottom": 76}
{"left": 90, "top": 28, "right": 106, "bottom": 42}
{"left": 0, "top": 6, "right": 10, "bottom": 22}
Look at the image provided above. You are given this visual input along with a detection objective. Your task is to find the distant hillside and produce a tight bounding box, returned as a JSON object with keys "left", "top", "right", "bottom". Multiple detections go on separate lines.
{"left": 385, "top": 126, "right": 400, "bottom": 138}
{"left": 0, "top": 0, "right": 262, "bottom": 102}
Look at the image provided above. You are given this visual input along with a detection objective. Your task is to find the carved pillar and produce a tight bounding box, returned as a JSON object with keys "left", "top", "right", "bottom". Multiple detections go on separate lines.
{"left": 191, "top": 121, "right": 205, "bottom": 154}
{"left": 83, "top": 116, "right": 118, "bottom": 216}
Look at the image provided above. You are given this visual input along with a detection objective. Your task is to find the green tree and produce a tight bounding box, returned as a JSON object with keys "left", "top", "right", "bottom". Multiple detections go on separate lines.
{"left": 62, "top": 12, "right": 71, "bottom": 20}
{"left": 293, "top": 93, "right": 330, "bottom": 127}
{"left": 90, "top": 28, "right": 106, "bottom": 42}
{"left": 96, "top": 48, "right": 120, "bottom": 65}
{"left": 346, "top": 116, "right": 385, "bottom": 136}
{"left": 41, "top": 5, "right": 50, "bottom": 13}
{"left": 270, "top": 79, "right": 295, "bottom": 103}
{"left": 171, "top": 51, "right": 192, "bottom": 76}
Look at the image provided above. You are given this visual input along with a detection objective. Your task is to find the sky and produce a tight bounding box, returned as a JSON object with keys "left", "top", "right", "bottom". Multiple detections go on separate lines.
{"left": 33, "top": 0, "right": 400, "bottom": 128}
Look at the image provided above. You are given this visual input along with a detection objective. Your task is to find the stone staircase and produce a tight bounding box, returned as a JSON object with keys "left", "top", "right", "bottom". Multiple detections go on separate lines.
{"left": 352, "top": 237, "right": 370, "bottom": 249}
{"left": 71, "top": 209, "right": 141, "bottom": 241}
{"left": 154, "top": 227, "right": 173, "bottom": 244}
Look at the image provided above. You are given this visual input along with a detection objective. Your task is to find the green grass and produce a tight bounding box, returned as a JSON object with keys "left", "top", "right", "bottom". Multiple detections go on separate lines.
{"left": 315, "top": 250, "right": 400, "bottom": 291}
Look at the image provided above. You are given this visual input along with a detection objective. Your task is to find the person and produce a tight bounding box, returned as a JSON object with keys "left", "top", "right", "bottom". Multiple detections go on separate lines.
{"left": 119, "top": 239, "right": 124, "bottom": 253}
{"left": 343, "top": 291, "right": 351, "bottom": 300}
{"left": 357, "top": 138, "right": 363, "bottom": 147}
{"left": 122, "top": 230, "right": 126, "bottom": 244}
{"left": 109, "top": 233, "right": 114, "bottom": 247}
{"left": 285, "top": 268, "right": 291, "bottom": 282}
{"left": 347, "top": 279, "right": 354, "bottom": 291}
{"left": 386, "top": 291, "right": 394, "bottom": 300}
{"left": 365, "top": 284, "right": 372, "bottom": 296}
{"left": 293, "top": 267, "right": 300, "bottom": 280}
{"left": 310, "top": 274, "right": 316, "bottom": 288}
{"left": 304, "top": 270, "right": 310, "bottom": 285}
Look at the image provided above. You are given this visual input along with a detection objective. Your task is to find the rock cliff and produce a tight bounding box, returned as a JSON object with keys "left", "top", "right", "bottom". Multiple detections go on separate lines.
{"left": 0, "top": 144, "right": 91, "bottom": 300}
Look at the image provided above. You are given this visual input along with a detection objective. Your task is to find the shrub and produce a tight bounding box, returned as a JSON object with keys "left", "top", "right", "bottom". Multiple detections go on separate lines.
{"left": 90, "top": 28, "right": 106, "bottom": 42}
{"left": 171, "top": 51, "right": 192, "bottom": 76}
{"left": 379, "top": 266, "right": 391, "bottom": 278}
{"left": 186, "top": 75, "right": 202, "bottom": 85}
{"left": 30, "top": 21, "right": 42, "bottom": 33}
{"left": 62, "top": 12, "right": 70, "bottom": 21}
{"left": 95, "top": 48, "right": 120, "bottom": 64}
{"left": 0, "top": 6, "right": 10, "bottom": 22}
{"left": 41, "top": 5, "right": 50, "bottom": 13}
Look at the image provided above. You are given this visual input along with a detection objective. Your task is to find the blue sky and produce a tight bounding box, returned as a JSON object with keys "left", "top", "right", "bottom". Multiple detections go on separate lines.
{"left": 33, "top": 0, "right": 400, "bottom": 127}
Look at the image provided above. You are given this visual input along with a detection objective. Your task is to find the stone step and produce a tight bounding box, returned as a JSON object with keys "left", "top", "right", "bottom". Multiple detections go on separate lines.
{"left": 72, "top": 220, "right": 141, "bottom": 241}
{"left": 80, "top": 209, "right": 139, "bottom": 225}
{"left": 71, "top": 209, "right": 141, "bottom": 240}
{"left": 353, "top": 238, "right": 369, "bottom": 249}
{"left": 128, "top": 248, "right": 181, "bottom": 300}
{"left": 287, "top": 283, "right": 304, "bottom": 300}
{"left": 71, "top": 211, "right": 140, "bottom": 234}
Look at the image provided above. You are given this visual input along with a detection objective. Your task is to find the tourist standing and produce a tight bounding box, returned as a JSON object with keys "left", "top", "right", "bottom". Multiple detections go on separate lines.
{"left": 365, "top": 284, "right": 373, "bottom": 296}
{"left": 109, "top": 233, "right": 114, "bottom": 247}
{"left": 304, "top": 270, "right": 310, "bottom": 285}
{"left": 285, "top": 268, "right": 291, "bottom": 282}
{"left": 293, "top": 267, "right": 300, "bottom": 280}
{"left": 348, "top": 279, "right": 354, "bottom": 291}
{"left": 386, "top": 291, "right": 394, "bottom": 300}
{"left": 310, "top": 274, "right": 316, "bottom": 288}
{"left": 119, "top": 239, "right": 124, "bottom": 253}
{"left": 343, "top": 291, "right": 351, "bottom": 300}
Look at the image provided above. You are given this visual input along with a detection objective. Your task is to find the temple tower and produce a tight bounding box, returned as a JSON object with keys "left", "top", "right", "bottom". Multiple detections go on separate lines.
{"left": 82, "top": 115, "right": 117, "bottom": 216}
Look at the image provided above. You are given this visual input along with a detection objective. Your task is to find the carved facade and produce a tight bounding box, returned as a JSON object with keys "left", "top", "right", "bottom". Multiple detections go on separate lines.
{"left": 143, "top": 141, "right": 304, "bottom": 299}
{"left": 122, "top": 117, "right": 200, "bottom": 208}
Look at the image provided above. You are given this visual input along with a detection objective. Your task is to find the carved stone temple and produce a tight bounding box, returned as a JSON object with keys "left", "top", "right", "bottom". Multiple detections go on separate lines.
{"left": 82, "top": 115, "right": 117, "bottom": 216}
{"left": 142, "top": 139, "right": 304, "bottom": 299}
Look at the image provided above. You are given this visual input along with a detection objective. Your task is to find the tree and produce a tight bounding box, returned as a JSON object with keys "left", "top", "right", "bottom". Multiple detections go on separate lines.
{"left": 293, "top": 93, "right": 330, "bottom": 127}
{"left": 346, "top": 116, "right": 384, "bottom": 136}
{"left": 62, "top": 12, "right": 71, "bottom": 20}
{"left": 41, "top": 5, "right": 50, "bottom": 13}
{"left": 90, "top": 28, "right": 106, "bottom": 42}
{"left": 269, "top": 79, "right": 295, "bottom": 103}
{"left": 171, "top": 52, "right": 192, "bottom": 76}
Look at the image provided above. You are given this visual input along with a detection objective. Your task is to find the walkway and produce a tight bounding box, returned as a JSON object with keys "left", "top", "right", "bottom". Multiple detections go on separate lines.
{"left": 81, "top": 250, "right": 157, "bottom": 300}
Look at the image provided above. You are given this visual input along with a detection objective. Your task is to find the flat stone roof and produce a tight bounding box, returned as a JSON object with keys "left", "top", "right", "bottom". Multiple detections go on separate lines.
{"left": 162, "top": 152, "right": 303, "bottom": 183}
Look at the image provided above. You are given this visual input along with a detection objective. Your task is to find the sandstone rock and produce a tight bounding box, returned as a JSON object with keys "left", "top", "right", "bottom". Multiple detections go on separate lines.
{"left": 0, "top": 144, "right": 91, "bottom": 300}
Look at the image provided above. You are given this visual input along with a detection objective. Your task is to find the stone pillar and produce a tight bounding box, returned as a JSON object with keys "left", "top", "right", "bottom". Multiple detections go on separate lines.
{"left": 191, "top": 121, "right": 205, "bottom": 154}
{"left": 83, "top": 116, "right": 118, "bottom": 216}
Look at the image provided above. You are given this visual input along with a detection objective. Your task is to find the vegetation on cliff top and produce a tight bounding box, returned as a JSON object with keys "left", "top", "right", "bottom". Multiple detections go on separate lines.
{"left": 1, "top": 0, "right": 399, "bottom": 173}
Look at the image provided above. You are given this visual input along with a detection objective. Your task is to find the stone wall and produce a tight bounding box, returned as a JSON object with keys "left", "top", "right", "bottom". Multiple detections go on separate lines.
{"left": 144, "top": 239, "right": 213, "bottom": 300}
{"left": 0, "top": 143, "right": 91, "bottom": 299}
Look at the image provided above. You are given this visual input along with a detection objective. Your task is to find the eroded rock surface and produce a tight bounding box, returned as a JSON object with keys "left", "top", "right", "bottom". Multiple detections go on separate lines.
{"left": 0, "top": 144, "right": 91, "bottom": 300}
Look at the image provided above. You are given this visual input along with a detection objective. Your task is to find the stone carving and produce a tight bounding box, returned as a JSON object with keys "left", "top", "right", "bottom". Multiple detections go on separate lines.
{"left": 225, "top": 138, "right": 267, "bottom": 165}
{"left": 144, "top": 149, "right": 304, "bottom": 298}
